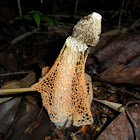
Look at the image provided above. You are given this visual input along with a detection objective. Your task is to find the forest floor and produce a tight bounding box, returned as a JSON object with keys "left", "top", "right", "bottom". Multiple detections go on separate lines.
{"left": 0, "top": 5, "right": 140, "bottom": 140}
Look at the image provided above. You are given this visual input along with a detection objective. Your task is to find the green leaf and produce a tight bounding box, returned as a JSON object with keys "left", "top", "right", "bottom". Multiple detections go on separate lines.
{"left": 36, "top": 10, "right": 44, "bottom": 16}
{"left": 28, "top": 10, "right": 35, "bottom": 14}
{"left": 33, "top": 12, "right": 41, "bottom": 27}
{"left": 23, "top": 15, "right": 32, "bottom": 20}
{"left": 42, "top": 17, "right": 55, "bottom": 25}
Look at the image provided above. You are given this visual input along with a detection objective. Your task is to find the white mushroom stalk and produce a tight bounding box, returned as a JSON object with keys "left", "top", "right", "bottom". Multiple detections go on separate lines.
{"left": 32, "top": 12, "right": 102, "bottom": 129}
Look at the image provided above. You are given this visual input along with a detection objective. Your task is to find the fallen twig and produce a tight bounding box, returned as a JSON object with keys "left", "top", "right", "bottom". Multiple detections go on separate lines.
{"left": 101, "top": 29, "right": 121, "bottom": 37}
{"left": 93, "top": 99, "right": 125, "bottom": 112}
{"left": 130, "top": 18, "right": 140, "bottom": 30}
{"left": 10, "top": 28, "right": 40, "bottom": 46}
{"left": 71, "top": 130, "right": 81, "bottom": 140}
{"left": 105, "top": 83, "right": 140, "bottom": 100}
{"left": 0, "top": 87, "right": 36, "bottom": 96}
{"left": 118, "top": 0, "right": 125, "bottom": 28}
{"left": 0, "top": 71, "right": 31, "bottom": 77}
{"left": 17, "top": 0, "right": 22, "bottom": 16}
{"left": 102, "top": 18, "right": 140, "bottom": 37}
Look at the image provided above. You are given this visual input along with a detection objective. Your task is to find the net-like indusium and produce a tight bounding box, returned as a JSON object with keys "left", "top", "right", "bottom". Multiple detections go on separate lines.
{"left": 32, "top": 12, "right": 102, "bottom": 129}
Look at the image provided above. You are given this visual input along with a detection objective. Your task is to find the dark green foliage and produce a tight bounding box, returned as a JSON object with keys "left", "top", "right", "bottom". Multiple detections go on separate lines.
{"left": 23, "top": 10, "right": 54, "bottom": 27}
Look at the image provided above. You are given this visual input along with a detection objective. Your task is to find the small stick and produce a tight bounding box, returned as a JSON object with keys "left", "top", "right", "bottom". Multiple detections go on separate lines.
{"left": 0, "top": 71, "right": 31, "bottom": 77}
{"left": 73, "top": 0, "right": 78, "bottom": 23}
{"left": 118, "top": 0, "right": 125, "bottom": 28}
{"left": 17, "top": 0, "right": 22, "bottom": 16}
{"left": 0, "top": 87, "right": 36, "bottom": 96}
{"left": 10, "top": 28, "right": 40, "bottom": 46}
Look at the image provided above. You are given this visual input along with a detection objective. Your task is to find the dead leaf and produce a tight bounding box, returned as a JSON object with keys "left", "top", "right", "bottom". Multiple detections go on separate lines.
{"left": 0, "top": 52, "right": 21, "bottom": 72}
{"left": 81, "top": 125, "right": 89, "bottom": 135}
{"left": 45, "top": 136, "right": 51, "bottom": 140}
{"left": 98, "top": 65, "right": 140, "bottom": 85}
{"left": 97, "top": 103, "right": 140, "bottom": 140}
{"left": 0, "top": 97, "right": 21, "bottom": 134}
{"left": 10, "top": 106, "right": 51, "bottom": 140}
{"left": 87, "top": 35, "right": 140, "bottom": 73}
{"left": 25, "top": 96, "right": 38, "bottom": 106}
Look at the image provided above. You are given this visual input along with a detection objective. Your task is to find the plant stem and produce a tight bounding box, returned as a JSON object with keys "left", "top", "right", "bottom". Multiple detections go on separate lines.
{"left": 17, "top": 0, "right": 22, "bottom": 16}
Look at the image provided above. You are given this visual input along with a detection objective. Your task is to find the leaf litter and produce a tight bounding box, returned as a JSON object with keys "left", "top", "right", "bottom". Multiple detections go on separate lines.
{"left": 0, "top": 6, "right": 140, "bottom": 140}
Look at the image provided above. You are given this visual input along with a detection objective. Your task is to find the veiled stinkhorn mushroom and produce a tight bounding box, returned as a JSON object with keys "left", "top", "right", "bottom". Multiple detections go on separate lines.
{"left": 32, "top": 12, "right": 102, "bottom": 129}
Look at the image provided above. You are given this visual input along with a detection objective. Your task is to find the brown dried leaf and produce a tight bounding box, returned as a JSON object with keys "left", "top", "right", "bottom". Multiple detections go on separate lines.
{"left": 10, "top": 106, "right": 51, "bottom": 140}
{"left": 97, "top": 103, "right": 140, "bottom": 140}
{"left": 0, "top": 52, "right": 21, "bottom": 72}
{"left": 0, "top": 97, "right": 21, "bottom": 134}
{"left": 98, "top": 65, "right": 140, "bottom": 85}
{"left": 81, "top": 125, "right": 89, "bottom": 135}
{"left": 88, "top": 35, "right": 140, "bottom": 73}
{"left": 45, "top": 136, "right": 51, "bottom": 140}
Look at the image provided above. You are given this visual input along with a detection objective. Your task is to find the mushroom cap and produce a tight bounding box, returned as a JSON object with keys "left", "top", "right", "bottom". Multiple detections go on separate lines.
{"left": 72, "top": 12, "right": 102, "bottom": 46}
